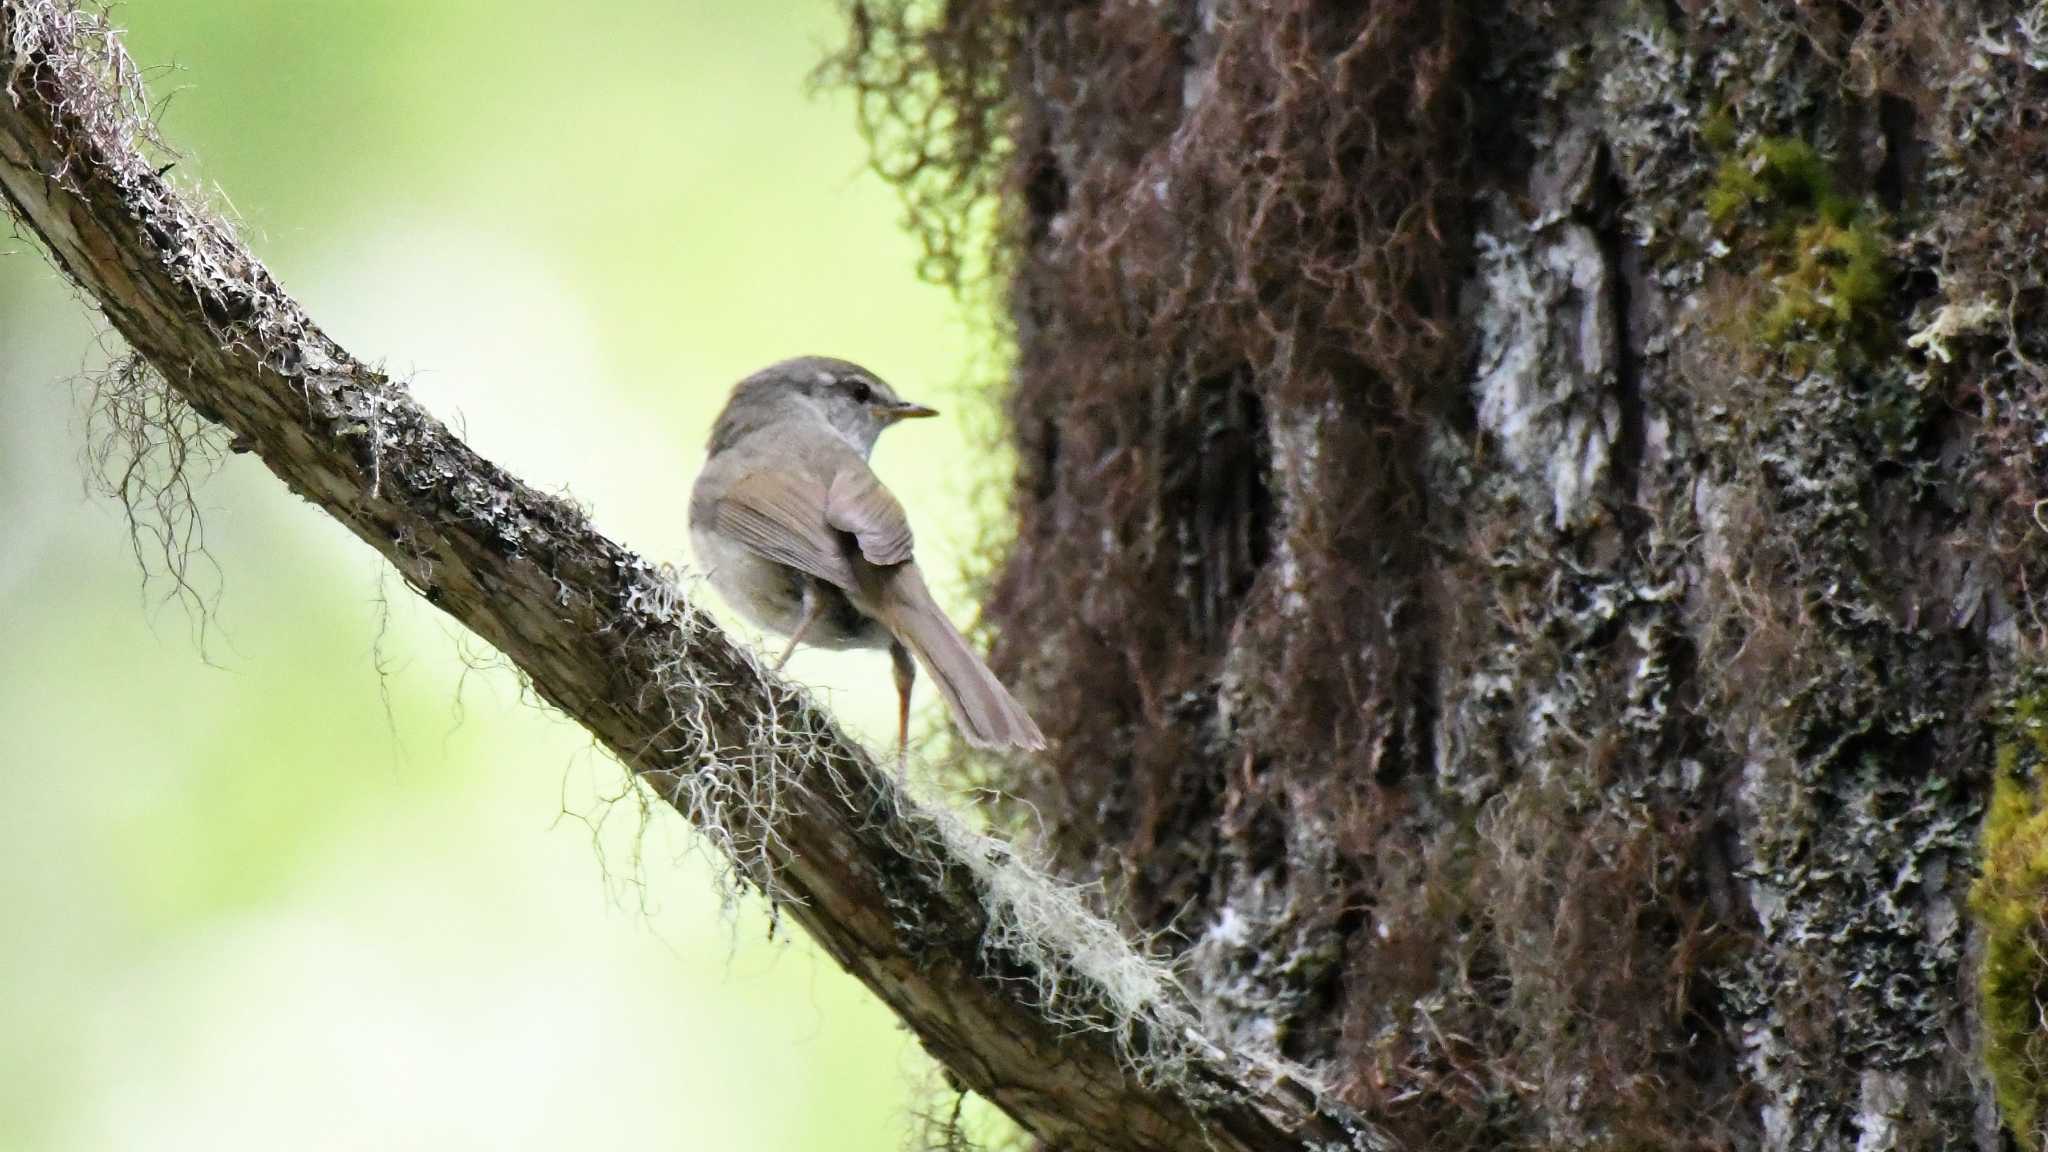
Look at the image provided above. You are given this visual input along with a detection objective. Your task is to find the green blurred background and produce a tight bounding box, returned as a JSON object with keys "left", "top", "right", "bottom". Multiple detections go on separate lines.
{"left": 0, "top": 3, "right": 1002, "bottom": 1148}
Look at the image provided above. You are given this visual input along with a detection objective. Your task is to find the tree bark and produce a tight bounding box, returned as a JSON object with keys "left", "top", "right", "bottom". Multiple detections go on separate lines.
{"left": 0, "top": 4, "right": 1390, "bottom": 1149}
{"left": 834, "top": 1, "right": 2048, "bottom": 1149}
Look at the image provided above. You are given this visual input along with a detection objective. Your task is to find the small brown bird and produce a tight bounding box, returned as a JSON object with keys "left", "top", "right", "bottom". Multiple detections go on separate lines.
{"left": 690, "top": 356, "right": 1045, "bottom": 770}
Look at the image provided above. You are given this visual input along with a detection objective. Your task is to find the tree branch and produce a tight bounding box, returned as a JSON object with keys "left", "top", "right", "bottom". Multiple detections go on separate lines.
{"left": 0, "top": 5, "right": 1388, "bottom": 1149}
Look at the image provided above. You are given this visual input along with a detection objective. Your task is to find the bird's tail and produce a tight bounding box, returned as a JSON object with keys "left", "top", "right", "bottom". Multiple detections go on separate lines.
{"left": 877, "top": 565, "right": 1045, "bottom": 751}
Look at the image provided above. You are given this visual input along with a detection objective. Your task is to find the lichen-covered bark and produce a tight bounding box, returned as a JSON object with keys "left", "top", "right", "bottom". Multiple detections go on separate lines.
{"left": 839, "top": 1, "right": 2048, "bottom": 1149}
{"left": 0, "top": 5, "right": 1399, "bottom": 1150}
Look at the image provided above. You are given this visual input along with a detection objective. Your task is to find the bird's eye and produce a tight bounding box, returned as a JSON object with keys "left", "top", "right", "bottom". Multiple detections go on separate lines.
{"left": 845, "top": 379, "right": 874, "bottom": 403}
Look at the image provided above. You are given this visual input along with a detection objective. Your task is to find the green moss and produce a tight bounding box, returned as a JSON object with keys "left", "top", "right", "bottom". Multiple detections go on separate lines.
{"left": 1705, "top": 137, "right": 1845, "bottom": 226}
{"left": 1704, "top": 152, "right": 1761, "bottom": 225}
{"left": 1972, "top": 686, "right": 2048, "bottom": 1152}
{"left": 1700, "top": 106, "right": 1738, "bottom": 154}
{"left": 1703, "top": 135, "right": 1892, "bottom": 359}
{"left": 1756, "top": 216, "right": 1892, "bottom": 351}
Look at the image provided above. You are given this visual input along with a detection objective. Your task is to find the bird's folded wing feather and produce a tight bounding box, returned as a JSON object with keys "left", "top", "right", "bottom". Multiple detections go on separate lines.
{"left": 825, "top": 466, "right": 915, "bottom": 567}
{"left": 715, "top": 470, "right": 857, "bottom": 589}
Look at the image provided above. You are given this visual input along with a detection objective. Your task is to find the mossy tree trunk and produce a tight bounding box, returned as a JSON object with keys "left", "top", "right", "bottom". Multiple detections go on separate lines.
{"left": 843, "top": 2, "right": 2048, "bottom": 1149}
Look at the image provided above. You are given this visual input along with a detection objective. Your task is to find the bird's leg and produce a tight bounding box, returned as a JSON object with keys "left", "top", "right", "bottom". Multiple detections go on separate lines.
{"left": 774, "top": 583, "right": 824, "bottom": 671}
{"left": 889, "top": 639, "right": 916, "bottom": 787}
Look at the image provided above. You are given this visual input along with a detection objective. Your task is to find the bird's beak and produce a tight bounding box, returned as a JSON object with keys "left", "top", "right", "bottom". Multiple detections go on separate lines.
{"left": 886, "top": 402, "right": 940, "bottom": 422}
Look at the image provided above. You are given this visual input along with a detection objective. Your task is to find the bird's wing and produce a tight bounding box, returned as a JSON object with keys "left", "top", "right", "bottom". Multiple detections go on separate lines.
{"left": 715, "top": 470, "right": 858, "bottom": 589}
{"left": 825, "top": 465, "right": 915, "bottom": 567}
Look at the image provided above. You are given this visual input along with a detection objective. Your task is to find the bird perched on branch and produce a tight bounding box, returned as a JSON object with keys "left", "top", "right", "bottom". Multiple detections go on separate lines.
{"left": 690, "top": 356, "right": 1045, "bottom": 773}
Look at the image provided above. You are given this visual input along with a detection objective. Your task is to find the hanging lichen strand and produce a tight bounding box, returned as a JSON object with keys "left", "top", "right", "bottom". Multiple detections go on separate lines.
{"left": 835, "top": 1, "right": 2048, "bottom": 1149}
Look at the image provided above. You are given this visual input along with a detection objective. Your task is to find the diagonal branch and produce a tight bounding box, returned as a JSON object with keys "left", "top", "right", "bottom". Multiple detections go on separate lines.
{"left": 0, "top": 4, "right": 1390, "bottom": 1150}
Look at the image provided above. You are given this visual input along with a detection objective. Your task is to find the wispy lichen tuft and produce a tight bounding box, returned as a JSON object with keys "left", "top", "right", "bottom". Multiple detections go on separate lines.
{"left": 79, "top": 350, "right": 229, "bottom": 637}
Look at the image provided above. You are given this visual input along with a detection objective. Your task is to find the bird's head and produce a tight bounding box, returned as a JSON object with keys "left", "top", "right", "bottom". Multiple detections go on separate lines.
{"left": 710, "top": 356, "right": 937, "bottom": 456}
